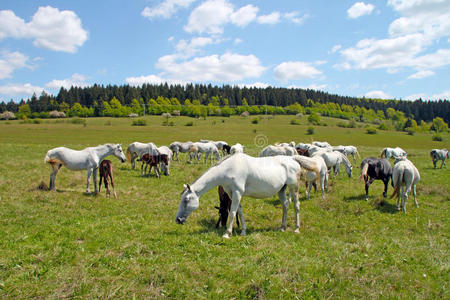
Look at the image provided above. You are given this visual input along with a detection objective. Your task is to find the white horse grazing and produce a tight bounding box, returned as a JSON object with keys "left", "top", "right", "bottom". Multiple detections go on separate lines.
{"left": 169, "top": 141, "right": 194, "bottom": 161}
{"left": 230, "top": 143, "right": 244, "bottom": 154}
{"left": 277, "top": 141, "right": 296, "bottom": 148}
{"left": 293, "top": 155, "right": 328, "bottom": 199}
{"left": 380, "top": 147, "right": 407, "bottom": 159}
{"left": 190, "top": 142, "right": 221, "bottom": 163}
{"left": 391, "top": 157, "right": 420, "bottom": 213}
{"left": 314, "top": 151, "right": 352, "bottom": 178}
{"left": 259, "top": 145, "right": 296, "bottom": 157}
{"left": 430, "top": 149, "right": 449, "bottom": 169}
{"left": 343, "top": 145, "right": 360, "bottom": 163}
{"left": 313, "top": 141, "right": 331, "bottom": 148}
{"left": 126, "top": 142, "right": 159, "bottom": 169}
{"left": 158, "top": 146, "right": 173, "bottom": 175}
{"left": 307, "top": 145, "right": 332, "bottom": 157}
{"left": 45, "top": 144, "right": 126, "bottom": 193}
{"left": 175, "top": 153, "right": 319, "bottom": 238}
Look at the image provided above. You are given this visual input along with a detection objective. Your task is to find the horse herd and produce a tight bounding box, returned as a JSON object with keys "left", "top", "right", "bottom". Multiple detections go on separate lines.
{"left": 43, "top": 141, "right": 448, "bottom": 238}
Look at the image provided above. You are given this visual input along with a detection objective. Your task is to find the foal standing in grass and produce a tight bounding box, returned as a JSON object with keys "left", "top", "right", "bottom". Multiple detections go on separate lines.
{"left": 99, "top": 160, "right": 116, "bottom": 198}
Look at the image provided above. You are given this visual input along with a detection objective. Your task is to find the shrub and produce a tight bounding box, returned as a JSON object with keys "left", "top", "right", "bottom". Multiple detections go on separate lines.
{"left": 405, "top": 127, "right": 415, "bottom": 135}
{"left": 308, "top": 113, "right": 320, "bottom": 125}
{"left": 185, "top": 121, "right": 194, "bottom": 126}
{"left": 378, "top": 123, "right": 389, "bottom": 130}
{"left": 306, "top": 127, "right": 315, "bottom": 135}
{"left": 69, "top": 118, "right": 85, "bottom": 124}
{"left": 0, "top": 111, "right": 16, "bottom": 120}
{"left": 432, "top": 134, "right": 443, "bottom": 141}
{"left": 290, "top": 119, "right": 300, "bottom": 125}
{"left": 366, "top": 127, "right": 377, "bottom": 134}
{"left": 131, "top": 119, "right": 147, "bottom": 126}
{"left": 251, "top": 117, "right": 259, "bottom": 124}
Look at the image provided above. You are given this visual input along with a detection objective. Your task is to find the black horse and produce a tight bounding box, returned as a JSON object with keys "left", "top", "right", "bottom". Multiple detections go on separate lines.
{"left": 215, "top": 186, "right": 239, "bottom": 228}
{"left": 360, "top": 157, "right": 393, "bottom": 200}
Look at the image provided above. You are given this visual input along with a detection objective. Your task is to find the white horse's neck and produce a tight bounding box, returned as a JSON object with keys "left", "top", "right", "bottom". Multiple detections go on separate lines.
{"left": 191, "top": 165, "right": 224, "bottom": 197}
{"left": 94, "top": 145, "right": 114, "bottom": 161}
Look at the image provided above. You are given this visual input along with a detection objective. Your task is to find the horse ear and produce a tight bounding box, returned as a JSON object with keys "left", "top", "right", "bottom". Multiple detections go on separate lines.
{"left": 186, "top": 184, "right": 191, "bottom": 191}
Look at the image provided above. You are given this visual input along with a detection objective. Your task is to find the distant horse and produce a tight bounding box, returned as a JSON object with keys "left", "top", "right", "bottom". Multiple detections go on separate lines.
{"left": 175, "top": 153, "right": 319, "bottom": 238}
{"left": 380, "top": 147, "right": 407, "bottom": 159}
{"left": 430, "top": 149, "right": 449, "bottom": 169}
{"left": 126, "top": 142, "right": 159, "bottom": 169}
{"left": 294, "top": 155, "right": 328, "bottom": 199}
{"left": 139, "top": 153, "right": 169, "bottom": 178}
{"left": 277, "top": 141, "right": 296, "bottom": 148}
{"left": 157, "top": 146, "right": 172, "bottom": 175}
{"left": 360, "top": 157, "right": 392, "bottom": 201}
{"left": 259, "top": 145, "right": 296, "bottom": 157}
{"left": 222, "top": 144, "right": 231, "bottom": 155}
{"left": 215, "top": 186, "right": 240, "bottom": 228}
{"left": 189, "top": 142, "right": 221, "bottom": 163}
{"left": 169, "top": 141, "right": 193, "bottom": 161}
{"left": 44, "top": 144, "right": 126, "bottom": 193}
{"left": 314, "top": 151, "right": 352, "bottom": 178}
{"left": 230, "top": 143, "right": 244, "bottom": 154}
{"left": 99, "top": 160, "right": 116, "bottom": 198}
{"left": 391, "top": 157, "right": 420, "bottom": 213}
{"left": 313, "top": 141, "right": 331, "bottom": 148}
{"left": 333, "top": 145, "right": 360, "bottom": 163}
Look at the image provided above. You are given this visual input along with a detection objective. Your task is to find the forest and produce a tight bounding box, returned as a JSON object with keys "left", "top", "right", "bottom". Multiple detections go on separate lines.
{"left": 1, "top": 83, "right": 449, "bottom": 124}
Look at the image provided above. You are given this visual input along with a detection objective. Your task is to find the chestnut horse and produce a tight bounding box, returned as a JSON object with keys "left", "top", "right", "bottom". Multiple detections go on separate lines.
{"left": 99, "top": 160, "right": 116, "bottom": 198}
{"left": 139, "top": 153, "right": 169, "bottom": 178}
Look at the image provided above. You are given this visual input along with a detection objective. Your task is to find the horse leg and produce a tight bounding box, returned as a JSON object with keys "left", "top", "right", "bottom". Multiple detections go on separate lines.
{"left": 131, "top": 153, "right": 137, "bottom": 170}
{"left": 223, "top": 191, "right": 242, "bottom": 239}
{"left": 441, "top": 158, "right": 445, "bottom": 169}
{"left": 109, "top": 168, "right": 117, "bottom": 198}
{"left": 290, "top": 185, "right": 300, "bottom": 233}
{"left": 365, "top": 177, "right": 375, "bottom": 201}
{"left": 86, "top": 168, "right": 93, "bottom": 193}
{"left": 140, "top": 161, "right": 145, "bottom": 177}
{"left": 402, "top": 185, "right": 408, "bottom": 213}
{"left": 49, "top": 163, "right": 60, "bottom": 191}
{"left": 93, "top": 168, "right": 98, "bottom": 194}
{"left": 278, "top": 185, "right": 289, "bottom": 231}
{"left": 321, "top": 173, "right": 327, "bottom": 199}
{"left": 237, "top": 204, "right": 246, "bottom": 236}
{"left": 383, "top": 179, "right": 389, "bottom": 198}
{"left": 104, "top": 173, "right": 110, "bottom": 197}
{"left": 155, "top": 164, "right": 161, "bottom": 178}
{"left": 99, "top": 172, "right": 103, "bottom": 194}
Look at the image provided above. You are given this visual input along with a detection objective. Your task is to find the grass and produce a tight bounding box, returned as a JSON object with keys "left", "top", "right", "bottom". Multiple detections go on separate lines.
{"left": 0, "top": 115, "right": 449, "bottom": 298}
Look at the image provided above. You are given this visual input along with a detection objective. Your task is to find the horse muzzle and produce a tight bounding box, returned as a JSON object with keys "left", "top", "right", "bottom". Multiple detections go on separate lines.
{"left": 176, "top": 217, "right": 186, "bottom": 225}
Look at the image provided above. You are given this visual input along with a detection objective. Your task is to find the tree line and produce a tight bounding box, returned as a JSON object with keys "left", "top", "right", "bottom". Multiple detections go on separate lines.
{"left": 1, "top": 83, "right": 449, "bottom": 123}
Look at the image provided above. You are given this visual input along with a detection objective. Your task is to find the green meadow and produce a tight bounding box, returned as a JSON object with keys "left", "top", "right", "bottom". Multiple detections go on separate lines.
{"left": 0, "top": 115, "right": 448, "bottom": 298}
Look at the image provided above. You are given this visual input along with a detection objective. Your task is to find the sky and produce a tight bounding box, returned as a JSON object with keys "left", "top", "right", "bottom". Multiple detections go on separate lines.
{"left": 0, "top": 0, "right": 449, "bottom": 102}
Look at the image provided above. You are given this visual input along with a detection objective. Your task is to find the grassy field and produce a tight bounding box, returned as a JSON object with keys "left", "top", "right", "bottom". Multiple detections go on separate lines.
{"left": 0, "top": 115, "right": 449, "bottom": 299}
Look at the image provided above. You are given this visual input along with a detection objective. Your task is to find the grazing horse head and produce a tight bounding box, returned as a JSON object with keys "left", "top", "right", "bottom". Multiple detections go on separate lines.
{"left": 111, "top": 144, "right": 127, "bottom": 163}
{"left": 176, "top": 184, "right": 199, "bottom": 224}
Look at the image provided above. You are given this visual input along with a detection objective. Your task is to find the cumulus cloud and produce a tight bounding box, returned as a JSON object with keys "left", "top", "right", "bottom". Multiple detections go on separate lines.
{"left": 142, "top": 0, "right": 195, "bottom": 20}
{"left": 405, "top": 90, "right": 450, "bottom": 101}
{"left": 0, "top": 51, "right": 30, "bottom": 79}
{"left": 125, "top": 74, "right": 184, "bottom": 86}
{"left": 339, "top": 0, "right": 450, "bottom": 77}
{"left": 365, "top": 90, "right": 392, "bottom": 99}
{"left": 257, "top": 12, "right": 280, "bottom": 25}
{"left": 175, "top": 37, "right": 215, "bottom": 58}
{"left": 284, "top": 11, "right": 309, "bottom": 24}
{"left": 274, "top": 61, "right": 322, "bottom": 82}
{"left": 156, "top": 52, "right": 266, "bottom": 82}
{"left": 0, "top": 6, "right": 88, "bottom": 53}
{"left": 347, "top": 2, "right": 375, "bottom": 19}
{"left": 230, "top": 5, "right": 258, "bottom": 27}
{"left": 330, "top": 45, "right": 342, "bottom": 54}
{"left": 45, "top": 73, "right": 89, "bottom": 90}
{"left": 0, "top": 83, "right": 45, "bottom": 96}
{"left": 237, "top": 82, "right": 270, "bottom": 89}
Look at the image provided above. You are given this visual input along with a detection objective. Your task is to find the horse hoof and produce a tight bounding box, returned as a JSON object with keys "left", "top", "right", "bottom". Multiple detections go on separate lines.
{"left": 279, "top": 227, "right": 286, "bottom": 232}
{"left": 240, "top": 230, "right": 247, "bottom": 236}
{"left": 294, "top": 228, "right": 300, "bottom": 233}
{"left": 222, "top": 233, "right": 231, "bottom": 239}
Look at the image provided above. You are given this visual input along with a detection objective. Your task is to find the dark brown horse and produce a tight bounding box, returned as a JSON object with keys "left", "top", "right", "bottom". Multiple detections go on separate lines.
{"left": 139, "top": 153, "right": 169, "bottom": 178}
{"left": 99, "top": 160, "right": 116, "bottom": 198}
{"left": 360, "top": 157, "right": 392, "bottom": 201}
{"left": 215, "top": 186, "right": 240, "bottom": 228}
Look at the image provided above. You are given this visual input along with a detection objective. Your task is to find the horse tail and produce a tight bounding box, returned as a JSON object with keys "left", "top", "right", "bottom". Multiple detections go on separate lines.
{"left": 44, "top": 150, "right": 52, "bottom": 163}
{"left": 390, "top": 166, "right": 404, "bottom": 199}
{"left": 126, "top": 146, "right": 132, "bottom": 162}
{"left": 380, "top": 148, "right": 386, "bottom": 158}
{"left": 44, "top": 149, "right": 64, "bottom": 165}
{"left": 292, "top": 155, "right": 320, "bottom": 181}
{"left": 359, "top": 162, "right": 369, "bottom": 181}
{"left": 356, "top": 149, "right": 361, "bottom": 158}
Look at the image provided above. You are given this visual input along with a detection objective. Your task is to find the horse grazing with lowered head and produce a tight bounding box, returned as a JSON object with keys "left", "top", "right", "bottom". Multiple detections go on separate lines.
{"left": 313, "top": 151, "right": 353, "bottom": 178}
{"left": 360, "top": 157, "right": 392, "bottom": 201}
{"left": 391, "top": 157, "right": 420, "bottom": 213}
{"left": 230, "top": 143, "right": 244, "bottom": 154}
{"left": 176, "top": 153, "right": 319, "bottom": 238}
{"left": 126, "top": 142, "right": 159, "bottom": 169}
{"left": 259, "top": 145, "right": 296, "bottom": 157}
{"left": 380, "top": 147, "right": 407, "bottom": 159}
{"left": 45, "top": 144, "right": 126, "bottom": 193}
{"left": 430, "top": 148, "right": 449, "bottom": 169}
{"left": 215, "top": 186, "right": 240, "bottom": 228}
{"left": 169, "top": 141, "right": 193, "bottom": 161}
{"left": 99, "top": 160, "right": 116, "bottom": 198}
{"left": 139, "top": 153, "right": 169, "bottom": 177}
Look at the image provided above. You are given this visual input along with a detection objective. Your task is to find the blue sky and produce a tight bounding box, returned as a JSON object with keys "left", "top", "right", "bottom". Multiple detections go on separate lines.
{"left": 1, "top": 0, "right": 449, "bottom": 102}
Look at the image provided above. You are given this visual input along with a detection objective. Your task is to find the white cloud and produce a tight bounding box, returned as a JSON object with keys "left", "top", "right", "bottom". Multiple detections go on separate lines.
{"left": 156, "top": 52, "right": 266, "bottom": 82}
{"left": 142, "top": 0, "right": 195, "bottom": 20}
{"left": 0, "top": 83, "right": 45, "bottom": 96}
{"left": 237, "top": 82, "right": 270, "bottom": 89}
{"left": 365, "top": 90, "right": 392, "bottom": 99}
{"left": 175, "top": 37, "right": 215, "bottom": 58}
{"left": 288, "top": 83, "right": 328, "bottom": 90}
{"left": 274, "top": 61, "right": 322, "bottom": 81}
{"left": 184, "top": 0, "right": 234, "bottom": 35}
{"left": 330, "top": 45, "right": 342, "bottom": 54}
{"left": 405, "top": 90, "right": 450, "bottom": 101}
{"left": 257, "top": 12, "right": 280, "bottom": 25}
{"left": 230, "top": 5, "right": 258, "bottom": 27}
{"left": 284, "top": 12, "right": 309, "bottom": 24}
{"left": 234, "top": 38, "right": 243, "bottom": 44}
{"left": 0, "top": 6, "right": 88, "bottom": 53}
{"left": 408, "top": 70, "right": 435, "bottom": 79}
{"left": 125, "top": 74, "right": 184, "bottom": 86}
{"left": 347, "top": 2, "right": 375, "bottom": 19}
{"left": 0, "top": 51, "right": 30, "bottom": 79}
{"left": 45, "top": 73, "right": 89, "bottom": 90}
